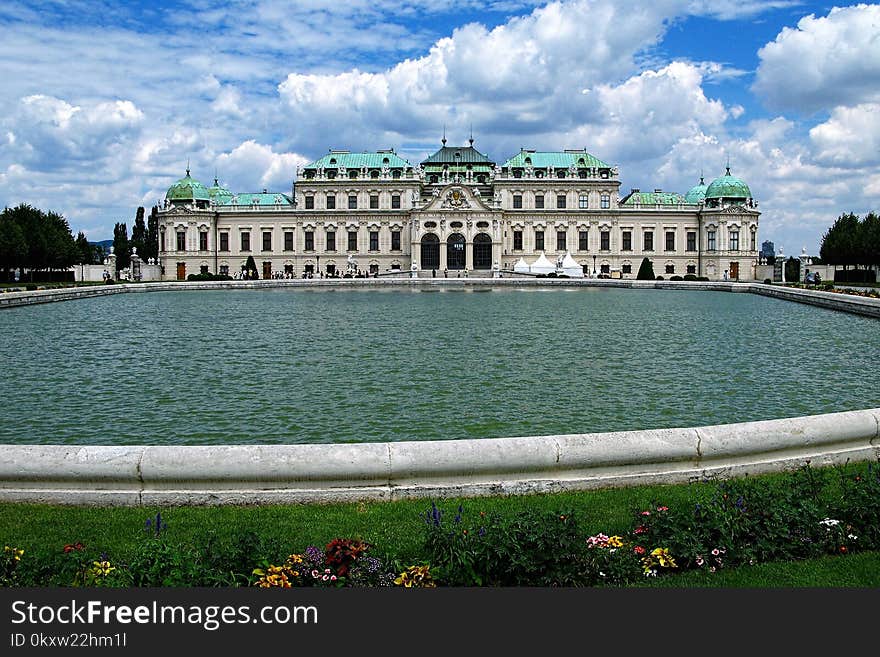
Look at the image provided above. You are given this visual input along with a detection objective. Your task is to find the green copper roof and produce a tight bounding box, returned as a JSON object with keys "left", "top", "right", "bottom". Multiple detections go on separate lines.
{"left": 684, "top": 176, "right": 708, "bottom": 204}
{"left": 304, "top": 150, "right": 411, "bottom": 170}
{"left": 208, "top": 177, "right": 233, "bottom": 204}
{"left": 219, "top": 192, "right": 294, "bottom": 206}
{"left": 166, "top": 170, "right": 211, "bottom": 202}
{"left": 421, "top": 144, "right": 495, "bottom": 166}
{"left": 620, "top": 190, "right": 685, "bottom": 206}
{"left": 705, "top": 168, "right": 751, "bottom": 199}
{"left": 502, "top": 149, "right": 611, "bottom": 169}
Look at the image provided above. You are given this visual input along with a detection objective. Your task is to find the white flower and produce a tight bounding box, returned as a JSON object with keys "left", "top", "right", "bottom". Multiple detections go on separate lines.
{"left": 848, "top": 534, "right": 858, "bottom": 540}
{"left": 819, "top": 518, "right": 840, "bottom": 527}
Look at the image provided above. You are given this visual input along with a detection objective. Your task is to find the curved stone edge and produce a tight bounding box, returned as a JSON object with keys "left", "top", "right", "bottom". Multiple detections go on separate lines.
{"left": 3, "top": 280, "right": 878, "bottom": 319}
{"left": 0, "top": 408, "right": 877, "bottom": 506}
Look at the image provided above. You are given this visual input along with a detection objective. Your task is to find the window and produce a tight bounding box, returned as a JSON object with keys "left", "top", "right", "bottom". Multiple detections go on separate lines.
{"left": 391, "top": 195, "right": 401, "bottom": 209}
{"left": 535, "top": 194, "right": 544, "bottom": 209}
{"left": 369, "top": 264, "right": 379, "bottom": 275}
{"left": 370, "top": 195, "right": 379, "bottom": 209}
{"left": 200, "top": 265, "right": 209, "bottom": 275}
{"left": 326, "top": 264, "right": 336, "bottom": 275}
{"left": 622, "top": 231, "right": 632, "bottom": 251}
{"left": 513, "top": 231, "right": 523, "bottom": 250}
{"left": 326, "top": 230, "right": 336, "bottom": 251}
{"left": 665, "top": 231, "right": 675, "bottom": 252}
{"left": 348, "top": 195, "right": 357, "bottom": 209}
{"left": 284, "top": 231, "right": 294, "bottom": 251}
{"left": 262, "top": 231, "right": 272, "bottom": 252}
{"left": 199, "top": 231, "right": 208, "bottom": 251}
{"left": 707, "top": 230, "right": 716, "bottom": 252}
{"left": 369, "top": 231, "right": 379, "bottom": 251}
{"left": 535, "top": 230, "right": 545, "bottom": 251}
{"left": 557, "top": 231, "right": 566, "bottom": 251}
{"left": 159, "top": 228, "right": 166, "bottom": 251}
{"left": 622, "top": 264, "right": 632, "bottom": 274}
{"left": 600, "top": 231, "right": 610, "bottom": 251}
{"left": 665, "top": 264, "right": 675, "bottom": 274}
{"left": 557, "top": 194, "right": 566, "bottom": 209}
{"left": 600, "top": 263, "right": 610, "bottom": 274}
{"left": 750, "top": 229, "right": 756, "bottom": 251}
{"left": 219, "top": 265, "right": 229, "bottom": 276}
{"left": 240, "top": 231, "right": 250, "bottom": 252}
{"left": 687, "top": 231, "right": 696, "bottom": 252}
{"left": 391, "top": 231, "right": 401, "bottom": 251}
{"left": 600, "top": 194, "right": 610, "bottom": 209}
{"left": 687, "top": 264, "right": 696, "bottom": 275}
{"left": 304, "top": 196, "right": 314, "bottom": 209}
{"left": 219, "top": 232, "right": 229, "bottom": 252}
{"left": 579, "top": 194, "right": 588, "bottom": 209}
{"left": 513, "top": 194, "right": 523, "bottom": 209}
{"left": 348, "top": 231, "right": 358, "bottom": 251}
{"left": 644, "top": 231, "right": 654, "bottom": 251}
{"left": 176, "top": 231, "right": 186, "bottom": 251}
{"left": 730, "top": 230, "right": 739, "bottom": 251}
{"left": 579, "top": 230, "right": 588, "bottom": 251}
{"left": 326, "top": 195, "right": 336, "bottom": 209}
{"left": 305, "top": 231, "right": 314, "bottom": 251}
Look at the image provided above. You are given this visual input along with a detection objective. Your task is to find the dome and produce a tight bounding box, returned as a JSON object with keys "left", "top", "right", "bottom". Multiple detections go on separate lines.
{"left": 705, "top": 167, "right": 751, "bottom": 200}
{"left": 208, "top": 177, "right": 233, "bottom": 205}
{"left": 166, "top": 168, "right": 211, "bottom": 203}
{"left": 684, "top": 176, "right": 708, "bottom": 204}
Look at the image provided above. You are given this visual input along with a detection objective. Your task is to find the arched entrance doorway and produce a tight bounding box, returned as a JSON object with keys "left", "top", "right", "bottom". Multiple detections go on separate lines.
{"left": 473, "top": 233, "right": 492, "bottom": 270}
{"left": 421, "top": 233, "right": 440, "bottom": 270}
{"left": 447, "top": 233, "right": 465, "bottom": 270}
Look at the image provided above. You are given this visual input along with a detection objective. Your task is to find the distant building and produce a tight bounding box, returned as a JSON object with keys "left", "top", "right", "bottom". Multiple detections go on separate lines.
{"left": 157, "top": 139, "right": 760, "bottom": 281}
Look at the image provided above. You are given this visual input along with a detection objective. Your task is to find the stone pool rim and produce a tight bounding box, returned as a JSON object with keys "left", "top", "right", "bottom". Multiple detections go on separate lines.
{"left": 0, "top": 408, "right": 877, "bottom": 505}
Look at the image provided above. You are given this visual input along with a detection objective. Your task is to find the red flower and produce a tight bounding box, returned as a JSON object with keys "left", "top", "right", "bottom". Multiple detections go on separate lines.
{"left": 634, "top": 526, "right": 647, "bottom": 535}
{"left": 63, "top": 542, "right": 84, "bottom": 553}
{"left": 656, "top": 506, "right": 668, "bottom": 512}
{"left": 840, "top": 546, "right": 847, "bottom": 554}
{"left": 640, "top": 511, "right": 651, "bottom": 516}
{"left": 633, "top": 546, "right": 646, "bottom": 555}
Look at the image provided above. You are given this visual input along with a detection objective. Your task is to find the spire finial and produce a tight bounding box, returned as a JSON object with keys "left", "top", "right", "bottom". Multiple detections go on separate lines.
{"left": 186, "top": 158, "right": 190, "bottom": 176}
{"left": 214, "top": 167, "right": 218, "bottom": 187}
{"left": 441, "top": 124, "right": 446, "bottom": 147}
{"left": 469, "top": 124, "right": 474, "bottom": 146}
{"left": 699, "top": 168, "right": 704, "bottom": 185}
{"left": 725, "top": 154, "right": 731, "bottom": 176}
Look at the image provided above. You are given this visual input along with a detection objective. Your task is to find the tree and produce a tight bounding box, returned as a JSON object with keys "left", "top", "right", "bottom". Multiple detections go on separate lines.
{"left": 859, "top": 211, "right": 880, "bottom": 270}
{"left": 130, "top": 207, "right": 146, "bottom": 261}
{"left": 0, "top": 204, "right": 76, "bottom": 280}
{"left": 636, "top": 257, "right": 655, "bottom": 280}
{"left": 145, "top": 206, "right": 159, "bottom": 262}
{"left": 74, "top": 231, "right": 93, "bottom": 264}
{"left": 820, "top": 212, "right": 859, "bottom": 269}
{"left": 113, "top": 222, "right": 130, "bottom": 272}
{"left": 244, "top": 255, "right": 258, "bottom": 279}
{"left": 0, "top": 211, "right": 27, "bottom": 280}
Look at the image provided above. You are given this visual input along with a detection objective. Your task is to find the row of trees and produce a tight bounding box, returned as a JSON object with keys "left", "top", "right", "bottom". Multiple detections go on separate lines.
{"left": 0, "top": 204, "right": 160, "bottom": 282}
{"left": 0, "top": 205, "right": 82, "bottom": 281}
{"left": 820, "top": 212, "right": 880, "bottom": 270}
{"left": 112, "top": 206, "right": 159, "bottom": 272}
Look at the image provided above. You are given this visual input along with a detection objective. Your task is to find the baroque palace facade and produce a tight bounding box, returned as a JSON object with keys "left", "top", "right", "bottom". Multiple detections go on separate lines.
{"left": 158, "top": 138, "right": 760, "bottom": 280}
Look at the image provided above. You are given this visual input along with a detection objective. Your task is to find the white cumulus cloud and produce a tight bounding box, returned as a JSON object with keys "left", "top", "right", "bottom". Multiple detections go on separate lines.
{"left": 810, "top": 103, "right": 880, "bottom": 168}
{"left": 754, "top": 4, "right": 880, "bottom": 113}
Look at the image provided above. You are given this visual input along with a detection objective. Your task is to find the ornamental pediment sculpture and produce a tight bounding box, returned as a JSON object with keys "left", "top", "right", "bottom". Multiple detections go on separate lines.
{"left": 440, "top": 187, "right": 471, "bottom": 209}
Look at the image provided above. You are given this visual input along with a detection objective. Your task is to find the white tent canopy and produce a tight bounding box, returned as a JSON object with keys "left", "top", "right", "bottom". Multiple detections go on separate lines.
{"left": 513, "top": 257, "right": 531, "bottom": 274}
{"left": 530, "top": 252, "right": 555, "bottom": 275}
{"left": 560, "top": 251, "right": 585, "bottom": 278}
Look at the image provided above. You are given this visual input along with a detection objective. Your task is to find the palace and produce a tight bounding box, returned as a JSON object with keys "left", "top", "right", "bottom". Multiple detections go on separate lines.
{"left": 157, "top": 138, "right": 760, "bottom": 280}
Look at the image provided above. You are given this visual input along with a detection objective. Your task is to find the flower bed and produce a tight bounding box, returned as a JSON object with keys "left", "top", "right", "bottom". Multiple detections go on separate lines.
{"left": 2, "top": 463, "right": 878, "bottom": 588}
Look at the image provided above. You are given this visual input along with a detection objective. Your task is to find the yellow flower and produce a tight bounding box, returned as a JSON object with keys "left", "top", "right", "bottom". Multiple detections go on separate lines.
{"left": 91, "top": 560, "right": 115, "bottom": 577}
{"left": 286, "top": 554, "right": 304, "bottom": 565}
{"left": 395, "top": 565, "right": 436, "bottom": 588}
{"left": 650, "top": 548, "right": 677, "bottom": 569}
{"left": 253, "top": 564, "right": 293, "bottom": 588}
{"left": 4, "top": 546, "right": 24, "bottom": 561}
{"left": 607, "top": 536, "right": 625, "bottom": 548}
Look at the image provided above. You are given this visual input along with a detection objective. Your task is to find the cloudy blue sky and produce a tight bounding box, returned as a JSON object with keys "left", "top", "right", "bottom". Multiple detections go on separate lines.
{"left": 1, "top": 1, "right": 878, "bottom": 253}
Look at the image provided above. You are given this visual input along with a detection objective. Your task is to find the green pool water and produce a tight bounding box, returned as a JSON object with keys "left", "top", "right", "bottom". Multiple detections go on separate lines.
{"left": 1, "top": 287, "right": 877, "bottom": 445}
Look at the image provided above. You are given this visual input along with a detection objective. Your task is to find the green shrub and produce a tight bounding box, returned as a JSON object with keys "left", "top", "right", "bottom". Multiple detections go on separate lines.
{"left": 763, "top": 278, "right": 772, "bottom": 284}
{"left": 655, "top": 276, "right": 664, "bottom": 280}
{"left": 670, "top": 275, "right": 683, "bottom": 281}
{"left": 683, "top": 274, "right": 697, "bottom": 281}
{"left": 636, "top": 257, "right": 655, "bottom": 280}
